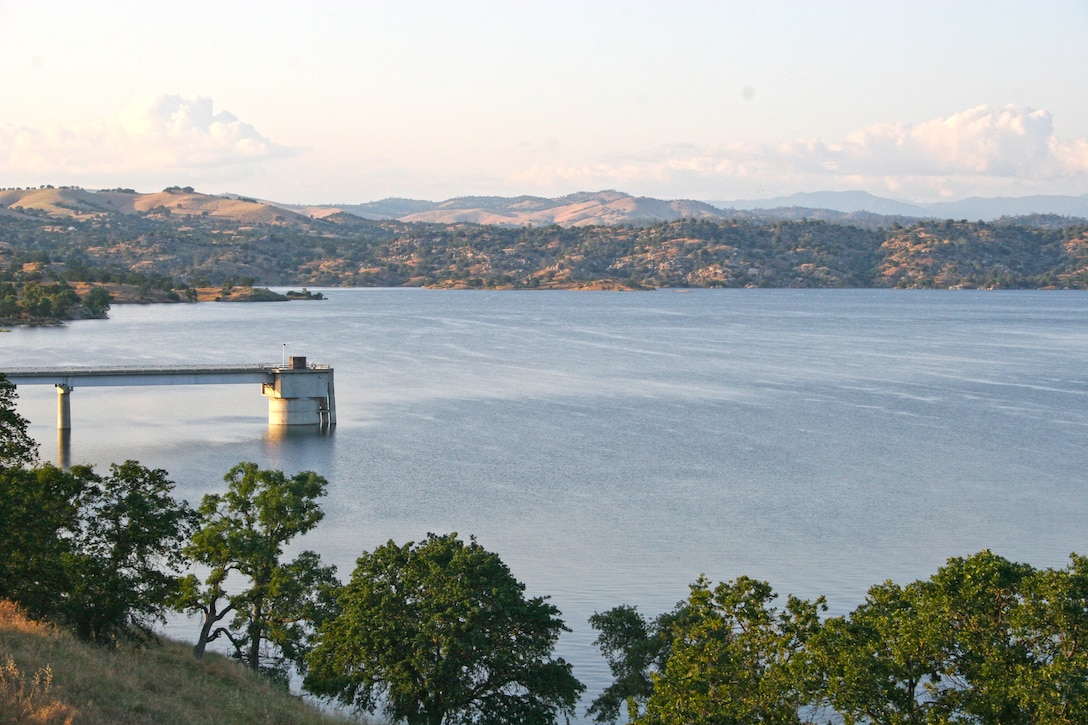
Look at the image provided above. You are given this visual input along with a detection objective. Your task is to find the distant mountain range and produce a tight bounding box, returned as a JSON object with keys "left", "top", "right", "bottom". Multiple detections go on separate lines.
{"left": 710, "top": 190, "right": 1088, "bottom": 220}
{"left": 4, "top": 186, "right": 1087, "bottom": 294}
{"left": 291, "top": 189, "right": 1088, "bottom": 226}
{"left": 287, "top": 190, "right": 728, "bottom": 227}
{"left": 3, "top": 186, "right": 1086, "bottom": 229}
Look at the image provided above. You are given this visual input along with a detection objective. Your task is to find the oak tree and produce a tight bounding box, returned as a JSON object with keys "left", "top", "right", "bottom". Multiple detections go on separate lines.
{"left": 305, "top": 532, "right": 584, "bottom": 725}
{"left": 0, "top": 374, "right": 36, "bottom": 468}
{"left": 636, "top": 576, "right": 825, "bottom": 725}
{"left": 176, "top": 462, "right": 336, "bottom": 678}
{"left": 63, "top": 460, "right": 196, "bottom": 642}
{"left": 587, "top": 602, "right": 693, "bottom": 723}
{"left": 1, "top": 460, "right": 193, "bottom": 643}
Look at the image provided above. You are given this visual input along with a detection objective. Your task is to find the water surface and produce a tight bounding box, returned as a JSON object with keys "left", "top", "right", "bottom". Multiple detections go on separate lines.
{"left": 6, "top": 289, "right": 1087, "bottom": 717}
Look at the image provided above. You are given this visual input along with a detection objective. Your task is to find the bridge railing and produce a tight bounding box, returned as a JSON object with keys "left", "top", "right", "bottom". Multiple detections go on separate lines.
{"left": 0, "top": 362, "right": 331, "bottom": 376}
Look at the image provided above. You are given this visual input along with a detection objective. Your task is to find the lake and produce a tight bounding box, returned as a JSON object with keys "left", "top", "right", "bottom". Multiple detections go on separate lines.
{"left": 5, "top": 288, "right": 1088, "bottom": 719}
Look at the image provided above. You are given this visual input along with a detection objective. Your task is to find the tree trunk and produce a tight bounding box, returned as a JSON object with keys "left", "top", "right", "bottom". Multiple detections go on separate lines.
{"left": 193, "top": 614, "right": 214, "bottom": 660}
{"left": 192, "top": 601, "right": 230, "bottom": 660}
{"left": 246, "top": 600, "right": 264, "bottom": 670}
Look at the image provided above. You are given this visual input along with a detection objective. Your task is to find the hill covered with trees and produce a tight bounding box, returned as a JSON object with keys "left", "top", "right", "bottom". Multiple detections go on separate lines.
{"left": 2, "top": 186, "right": 1087, "bottom": 323}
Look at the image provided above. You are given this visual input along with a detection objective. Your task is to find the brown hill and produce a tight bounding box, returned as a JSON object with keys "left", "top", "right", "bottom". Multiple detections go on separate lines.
{"left": 399, "top": 191, "right": 728, "bottom": 226}
{"left": 0, "top": 187, "right": 307, "bottom": 225}
{"left": 298, "top": 191, "right": 731, "bottom": 227}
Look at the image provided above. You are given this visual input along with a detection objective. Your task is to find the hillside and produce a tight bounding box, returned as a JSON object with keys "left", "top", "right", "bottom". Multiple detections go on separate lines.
{"left": 0, "top": 186, "right": 308, "bottom": 226}
{"left": 0, "top": 600, "right": 346, "bottom": 725}
{"left": 2, "top": 186, "right": 1087, "bottom": 297}
{"left": 5, "top": 186, "right": 1087, "bottom": 230}
{"left": 290, "top": 190, "right": 1088, "bottom": 227}
{"left": 282, "top": 191, "right": 731, "bottom": 227}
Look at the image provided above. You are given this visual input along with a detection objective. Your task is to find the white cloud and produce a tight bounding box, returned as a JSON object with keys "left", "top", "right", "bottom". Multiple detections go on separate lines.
{"left": 511, "top": 105, "right": 1088, "bottom": 201}
{"left": 831, "top": 105, "right": 1065, "bottom": 177}
{"left": 0, "top": 95, "right": 290, "bottom": 182}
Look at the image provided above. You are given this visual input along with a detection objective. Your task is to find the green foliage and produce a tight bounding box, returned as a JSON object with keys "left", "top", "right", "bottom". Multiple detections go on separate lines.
{"left": 0, "top": 375, "right": 37, "bottom": 468}
{"left": 924, "top": 551, "right": 1035, "bottom": 722}
{"left": 62, "top": 461, "right": 196, "bottom": 642}
{"left": 0, "top": 279, "right": 83, "bottom": 322}
{"left": 305, "top": 532, "right": 584, "bottom": 725}
{"left": 808, "top": 551, "right": 1073, "bottom": 724}
{"left": 0, "top": 465, "right": 83, "bottom": 618}
{"left": 635, "top": 576, "right": 825, "bottom": 725}
{"left": 807, "top": 579, "right": 948, "bottom": 724}
{"left": 606, "top": 552, "right": 1088, "bottom": 725}
{"left": 0, "top": 460, "right": 193, "bottom": 644}
{"left": 1012, "top": 554, "right": 1088, "bottom": 723}
{"left": 587, "top": 603, "right": 692, "bottom": 723}
{"left": 176, "top": 462, "right": 336, "bottom": 679}
{"left": 82, "top": 285, "right": 111, "bottom": 315}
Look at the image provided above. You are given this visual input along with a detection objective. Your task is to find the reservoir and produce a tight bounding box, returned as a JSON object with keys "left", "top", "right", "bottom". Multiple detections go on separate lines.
{"left": 5, "top": 288, "right": 1088, "bottom": 718}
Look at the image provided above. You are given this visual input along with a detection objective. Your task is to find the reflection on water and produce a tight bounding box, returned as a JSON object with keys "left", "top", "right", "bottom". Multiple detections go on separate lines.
{"left": 261, "top": 424, "right": 337, "bottom": 473}
{"left": 264, "top": 423, "right": 334, "bottom": 444}
{"left": 6, "top": 289, "right": 1088, "bottom": 721}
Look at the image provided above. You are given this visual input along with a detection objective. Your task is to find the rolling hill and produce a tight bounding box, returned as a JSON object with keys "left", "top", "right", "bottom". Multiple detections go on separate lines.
{"left": 4, "top": 186, "right": 1087, "bottom": 229}
{"left": 0, "top": 186, "right": 308, "bottom": 225}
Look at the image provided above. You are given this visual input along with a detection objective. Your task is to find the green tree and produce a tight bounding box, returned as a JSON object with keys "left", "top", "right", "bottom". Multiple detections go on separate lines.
{"left": 0, "top": 464, "right": 83, "bottom": 618}
{"left": 809, "top": 550, "right": 1088, "bottom": 725}
{"left": 62, "top": 460, "right": 196, "bottom": 642}
{"left": 82, "top": 285, "right": 111, "bottom": 315}
{"left": 176, "top": 462, "right": 336, "bottom": 679}
{"left": 924, "top": 550, "right": 1034, "bottom": 723}
{"left": 586, "top": 602, "right": 693, "bottom": 723}
{"left": 807, "top": 579, "right": 948, "bottom": 725}
{"left": 0, "top": 461, "right": 193, "bottom": 643}
{"left": 0, "top": 374, "right": 37, "bottom": 468}
{"left": 635, "top": 576, "right": 825, "bottom": 725}
{"left": 1012, "top": 554, "right": 1088, "bottom": 723}
{"left": 305, "top": 532, "right": 584, "bottom": 725}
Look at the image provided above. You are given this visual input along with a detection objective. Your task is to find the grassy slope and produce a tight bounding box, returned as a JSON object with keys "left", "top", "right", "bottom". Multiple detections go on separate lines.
{"left": 0, "top": 601, "right": 350, "bottom": 725}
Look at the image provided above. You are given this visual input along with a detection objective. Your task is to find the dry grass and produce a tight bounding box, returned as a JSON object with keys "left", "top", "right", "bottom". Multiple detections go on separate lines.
{"left": 0, "top": 188, "right": 302, "bottom": 226}
{"left": 0, "top": 600, "right": 352, "bottom": 725}
{"left": 1, "top": 657, "right": 78, "bottom": 724}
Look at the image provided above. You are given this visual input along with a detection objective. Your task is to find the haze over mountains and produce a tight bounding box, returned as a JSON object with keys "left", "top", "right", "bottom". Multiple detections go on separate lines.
{"left": 715, "top": 191, "right": 1088, "bottom": 220}
{"left": 291, "top": 190, "right": 1088, "bottom": 227}
{"left": 3, "top": 186, "right": 1086, "bottom": 228}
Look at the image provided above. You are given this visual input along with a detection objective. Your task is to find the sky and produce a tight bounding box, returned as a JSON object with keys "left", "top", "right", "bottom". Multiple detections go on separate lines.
{"left": 1, "top": 0, "right": 1087, "bottom": 204}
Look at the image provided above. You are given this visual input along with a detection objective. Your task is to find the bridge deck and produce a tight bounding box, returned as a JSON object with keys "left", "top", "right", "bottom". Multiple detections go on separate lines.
{"left": 0, "top": 363, "right": 327, "bottom": 387}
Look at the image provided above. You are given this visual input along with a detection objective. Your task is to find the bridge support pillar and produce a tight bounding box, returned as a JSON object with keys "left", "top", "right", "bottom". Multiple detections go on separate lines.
{"left": 56, "top": 384, "right": 73, "bottom": 430}
{"left": 262, "top": 361, "right": 336, "bottom": 427}
{"left": 57, "top": 428, "right": 71, "bottom": 469}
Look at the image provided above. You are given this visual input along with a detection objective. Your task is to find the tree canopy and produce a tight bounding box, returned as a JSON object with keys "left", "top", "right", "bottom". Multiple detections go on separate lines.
{"left": 587, "top": 602, "right": 694, "bottom": 723}
{"left": 0, "top": 460, "right": 193, "bottom": 643}
{"left": 593, "top": 551, "right": 1088, "bottom": 725}
{"left": 0, "top": 373, "right": 37, "bottom": 468}
{"left": 635, "top": 576, "right": 824, "bottom": 725}
{"left": 175, "top": 462, "right": 336, "bottom": 678}
{"left": 305, "top": 532, "right": 584, "bottom": 725}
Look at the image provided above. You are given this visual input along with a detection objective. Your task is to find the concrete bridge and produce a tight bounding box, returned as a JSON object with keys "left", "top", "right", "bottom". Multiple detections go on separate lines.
{"left": 0, "top": 357, "right": 336, "bottom": 429}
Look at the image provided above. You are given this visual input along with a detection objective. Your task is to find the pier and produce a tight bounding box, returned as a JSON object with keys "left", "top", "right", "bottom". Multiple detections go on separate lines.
{"left": 0, "top": 357, "right": 336, "bottom": 429}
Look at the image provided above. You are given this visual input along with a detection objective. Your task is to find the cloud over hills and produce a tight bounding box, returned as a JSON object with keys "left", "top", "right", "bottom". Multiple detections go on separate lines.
{"left": 0, "top": 95, "right": 290, "bottom": 183}
{"left": 830, "top": 104, "right": 1084, "bottom": 177}
{"left": 512, "top": 105, "right": 1088, "bottom": 202}
{"left": 1, "top": 97, "right": 1084, "bottom": 205}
